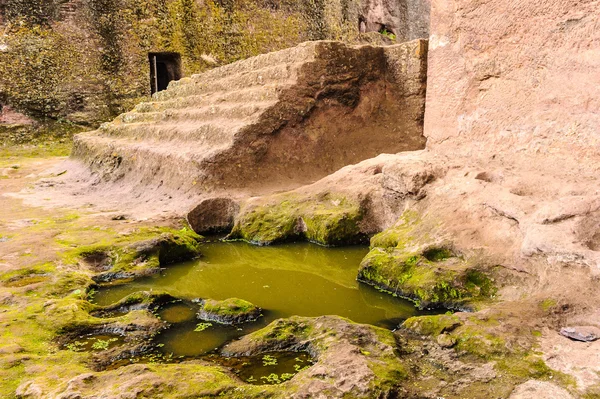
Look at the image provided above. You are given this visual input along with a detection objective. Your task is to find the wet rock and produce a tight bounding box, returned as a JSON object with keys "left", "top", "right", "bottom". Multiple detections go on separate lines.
{"left": 91, "top": 291, "right": 176, "bottom": 318}
{"left": 89, "top": 228, "right": 202, "bottom": 283}
{"left": 222, "top": 315, "right": 409, "bottom": 397}
{"left": 197, "top": 298, "right": 262, "bottom": 325}
{"left": 560, "top": 326, "right": 600, "bottom": 342}
{"left": 228, "top": 193, "right": 366, "bottom": 246}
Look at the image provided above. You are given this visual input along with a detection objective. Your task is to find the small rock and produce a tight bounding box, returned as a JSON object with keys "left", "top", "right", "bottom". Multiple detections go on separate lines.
{"left": 436, "top": 333, "right": 456, "bottom": 348}
{"left": 560, "top": 326, "right": 600, "bottom": 342}
{"left": 197, "top": 298, "right": 262, "bottom": 325}
{"left": 111, "top": 214, "right": 128, "bottom": 221}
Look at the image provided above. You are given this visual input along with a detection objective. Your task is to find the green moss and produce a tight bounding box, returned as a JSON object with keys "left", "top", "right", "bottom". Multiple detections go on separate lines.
{"left": 251, "top": 318, "right": 314, "bottom": 343}
{"left": 358, "top": 248, "right": 494, "bottom": 308}
{"left": 452, "top": 326, "right": 508, "bottom": 359}
{"left": 540, "top": 298, "right": 558, "bottom": 312}
{"left": 358, "top": 210, "right": 497, "bottom": 309}
{"left": 583, "top": 384, "right": 600, "bottom": 399}
{"left": 369, "top": 210, "right": 420, "bottom": 249}
{"left": 229, "top": 194, "right": 363, "bottom": 246}
{"left": 202, "top": 298, "right": 257, "bottom": 316}
{"left": 0, "top": 262, "right": 55, "bottom": 287}
{"left": 422, "top": 247, "right": 454, "bottom": 262}
{"left": 402, "top": 314, "right": 462, "bottom": 336}
{"left": 61, "top": 225, "right": 202, "bottom": 283}
{"left": 228, "top": 198, "right": 299, "bottom": 245}
{"left": 100, "top": 291, "right": 175, "bottom": 314}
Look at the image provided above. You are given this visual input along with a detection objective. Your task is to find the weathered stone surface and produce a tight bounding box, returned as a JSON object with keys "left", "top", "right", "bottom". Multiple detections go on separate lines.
{"left": 71, "top": 40, "right": 427, "bottom": 196}
{"left": 359, "top": 0, "right": 430, "bottom": 41}
{"left": 425, "top": 0, "right": 600, "bottom": 171}
{"left": 228, "top": 151, "right": 445, "bottom": 245}
{"left": 187, "top": 198, "right": 240, "bottom": 234}
{"left": 221, "top": 316, "right": 408, "bottom": 398}
{"left": 509, "top": 380, "right": 575, "bottom": 399}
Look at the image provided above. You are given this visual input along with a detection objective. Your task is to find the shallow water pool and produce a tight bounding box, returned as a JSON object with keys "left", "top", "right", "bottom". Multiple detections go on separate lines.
{"left": 94, "top": 242, "right": 427, "bottom": 357}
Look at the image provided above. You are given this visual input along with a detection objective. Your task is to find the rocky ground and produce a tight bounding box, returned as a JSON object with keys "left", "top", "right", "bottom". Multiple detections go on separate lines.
{"left": 1, "top": 139, "right": 599, "bottom": 399}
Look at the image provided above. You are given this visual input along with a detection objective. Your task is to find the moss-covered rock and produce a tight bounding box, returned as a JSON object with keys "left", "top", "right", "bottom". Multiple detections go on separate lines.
{"left": 197, "top": 298, "right": 262, "bottom": 325}
{"left": 358, "top": 247, "right": 496, "bottom": 309}
{"left": 68, "top": 226, "right": 203, "bottom": 284}
{"left": 91, "top": 291, "right": 177, "bottom": 318}
{"left": 357, "top": 211, "right": 497, "bottom": 309}
{"left": 402, "top": 314, "right": 462, "bottom": 336}
{"left": 228, "top": 194, "right": 365, "bottom": 246}
{"left": 222, "top": 315, "right": 411, "bottom": 397}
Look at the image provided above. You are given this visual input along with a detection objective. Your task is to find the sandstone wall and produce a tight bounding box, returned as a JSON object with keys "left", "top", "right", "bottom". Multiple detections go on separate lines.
{"left": 424, "top": 0, "right": 600, "bottom": 165}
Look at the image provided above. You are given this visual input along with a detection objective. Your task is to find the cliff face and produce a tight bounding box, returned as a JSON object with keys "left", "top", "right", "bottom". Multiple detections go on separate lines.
{"left": 424, "top": 0, "right": 600, "bottom": 169}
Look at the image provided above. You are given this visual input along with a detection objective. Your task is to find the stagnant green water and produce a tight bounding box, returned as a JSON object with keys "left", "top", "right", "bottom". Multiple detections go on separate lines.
{"left": 94, "top": 242, "right": 428, "bottom": 357}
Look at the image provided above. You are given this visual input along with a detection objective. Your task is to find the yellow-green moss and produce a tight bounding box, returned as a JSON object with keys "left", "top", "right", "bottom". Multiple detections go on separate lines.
{"left": 229, "top": 194, "right": 364, "bottom": 246}
{"left": 402, "top": 314, "right": 462, "bottom": 336}
{"left": 358, "top": 247, "right": 496, "bottom": 309}
{"left": 202, "top": 298, "right": 258, "bottom": 317}
{"left": 60, "top": 226, "right": 202, "bottom": 283}
{"left": 358, "top": 210, "right": 497, "bottom": 309}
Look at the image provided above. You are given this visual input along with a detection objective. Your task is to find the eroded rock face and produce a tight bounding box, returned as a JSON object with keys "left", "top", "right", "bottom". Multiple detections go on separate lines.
{"left": 228, "top": 151, "right": 444, "bottom": 246}
{"left": 359, "top": 0, "right": 430, "bottom": 41}
{"left": 425, "top": 0, "right": 600, "bottom": 170}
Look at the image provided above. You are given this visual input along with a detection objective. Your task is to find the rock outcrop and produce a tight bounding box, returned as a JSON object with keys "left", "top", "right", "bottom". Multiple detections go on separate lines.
{"left": 71, "top": 40, "right": 428, "bottom": 195}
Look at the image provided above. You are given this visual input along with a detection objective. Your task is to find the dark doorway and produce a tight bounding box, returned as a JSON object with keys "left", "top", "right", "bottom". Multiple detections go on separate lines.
{"left": 149, "top": 52, "right": 182, "bottom": 95}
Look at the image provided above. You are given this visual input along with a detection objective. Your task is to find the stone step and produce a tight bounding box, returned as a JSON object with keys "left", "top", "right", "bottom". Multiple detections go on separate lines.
{"left": 116, "top": 101, "right": 275, "bottom": 125}
{"left": 156, "top": 61, "right": 303, "bottom": 101}
{"left": 73, "top": 134, "right": 227, "bottom": 187}
{"left": 192, "top": 42, "right": 318, "bottom": 82}
{"left": 74, "top": 133, "right": 233, "bottom": 169}
{"left": 133, "top": 84, "right": 285, "bottom": 114}
{"left": 99, "top": 118, "right": 247, "bottom": 145}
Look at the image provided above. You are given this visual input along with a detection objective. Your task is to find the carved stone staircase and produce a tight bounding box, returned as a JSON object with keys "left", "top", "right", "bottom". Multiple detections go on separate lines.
{"left": 72, "top": 39, "right": 428, "bottom": 194}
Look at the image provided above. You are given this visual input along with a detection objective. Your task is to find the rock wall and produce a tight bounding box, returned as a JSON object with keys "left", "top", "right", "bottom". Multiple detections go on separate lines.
{"left": 424, "top": 0, "right": 600, "bottom": 168}
{"left": 359, "top": 0, "right": 429, "bottom": 41}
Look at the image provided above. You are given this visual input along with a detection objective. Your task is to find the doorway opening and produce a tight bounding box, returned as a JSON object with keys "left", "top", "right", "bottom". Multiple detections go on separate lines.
{"left": 149, "top": 52, "right": 182, "bottom": 95}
